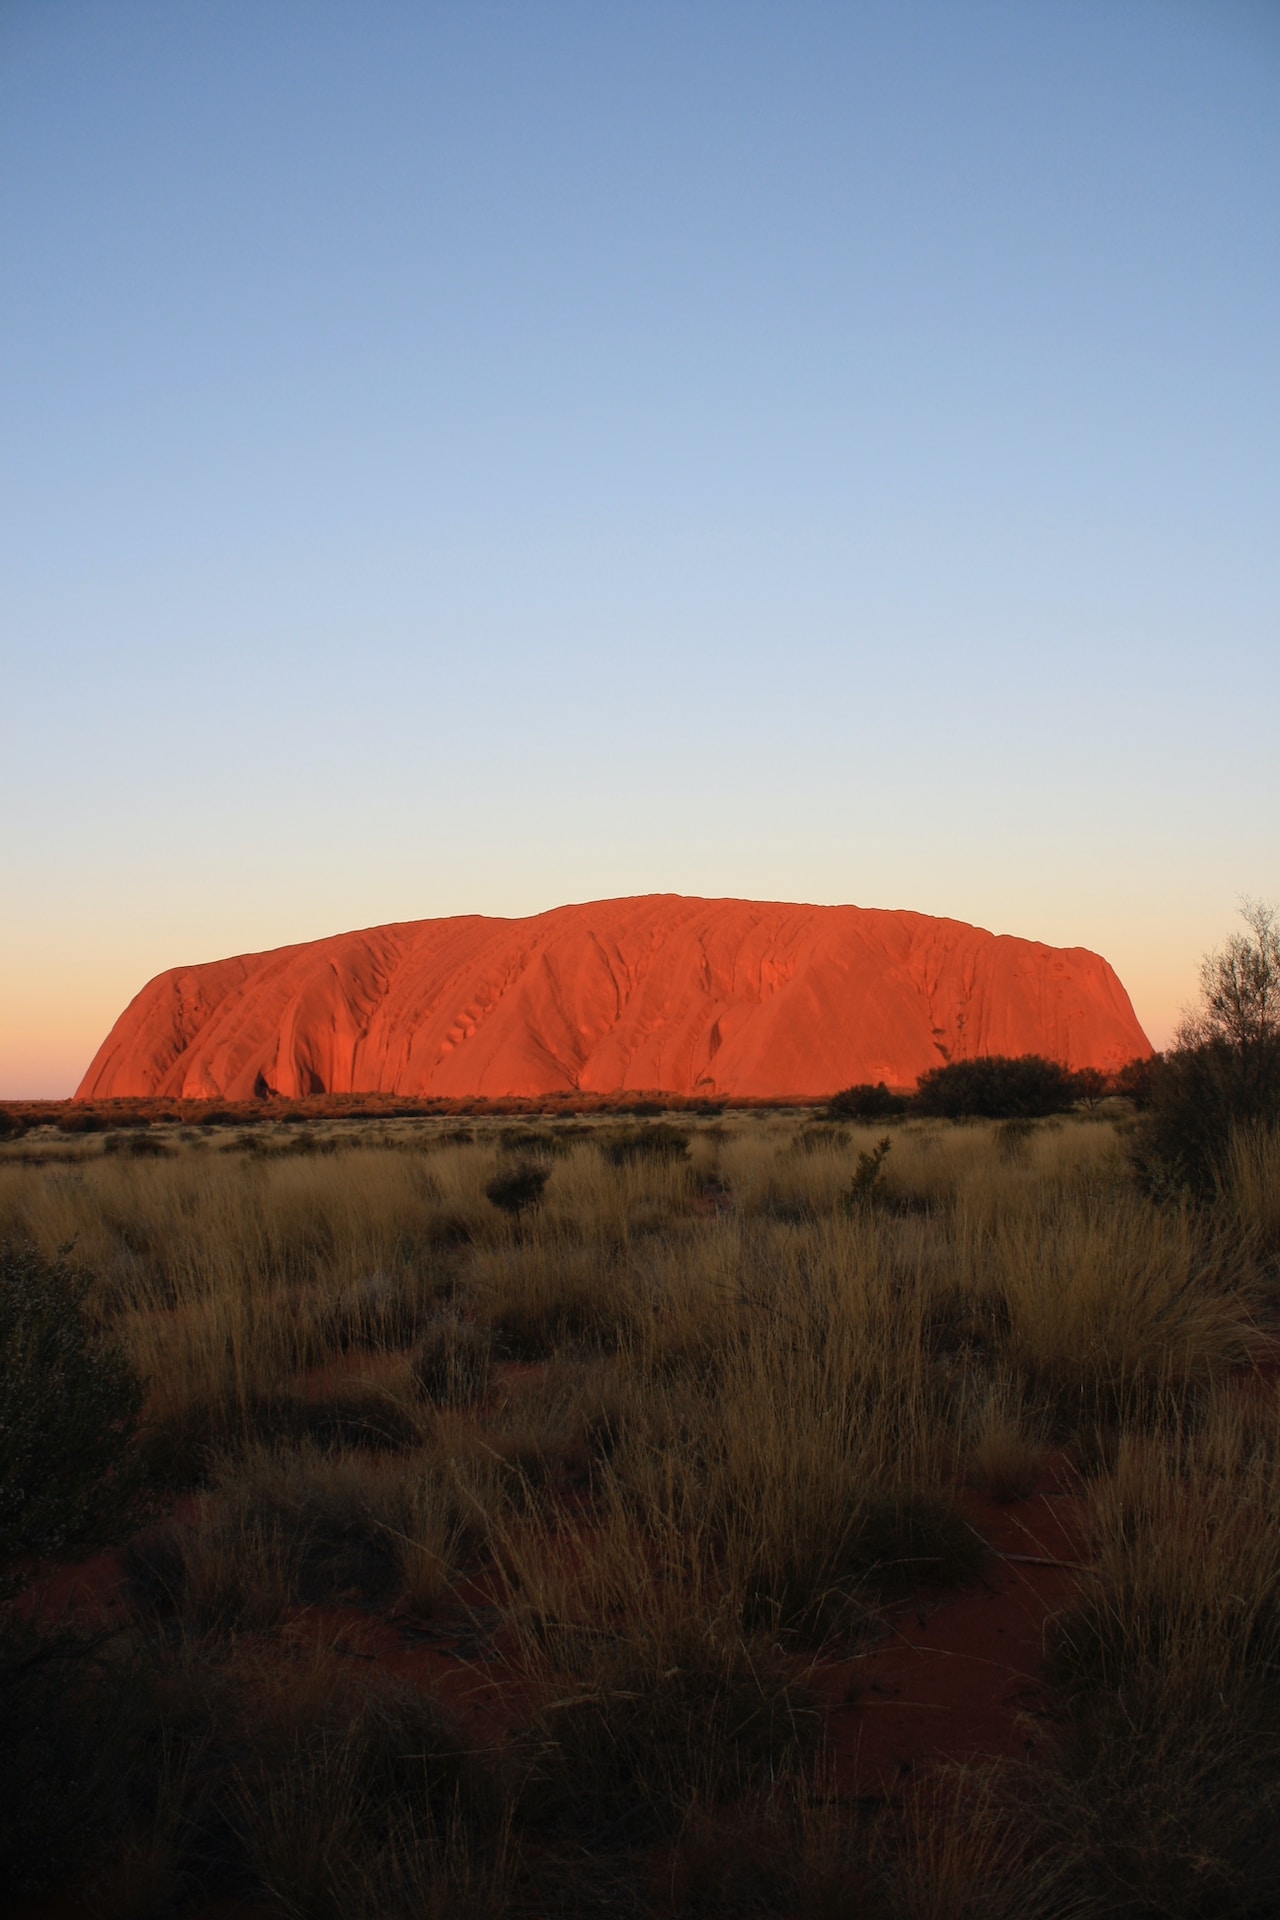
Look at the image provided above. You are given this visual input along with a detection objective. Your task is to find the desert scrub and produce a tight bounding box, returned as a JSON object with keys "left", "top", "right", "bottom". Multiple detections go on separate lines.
{"left": 960, "top": 1190, "right": 1258, "bottom": 1442}
{"left": 467, "top": 1231, "right": 641, "bottom": 1355}
{"left": 212, "top": 1646, "right": 513, "bottom": 1920}
{"left": 1034, "top": 1396, "right": 1280, "bottom": 1916}
{"left": 129, "top": 1444, "right": 491, "bottom": 1627}
{"left": 514, "top": 1612, "right": 820, "bottom": 1845}
{"left": 1220, "top": 1120, "right": 1280, "bottom": 1262}
{"left": 967, "top": 1376, "right": 1048, "bottom": 1502}
{"left": 138, "top": 1359, "right": 432, "bottom": 1487}
{"left": 0, "top": 1620, "right": 201, "bottom": 1900}
{"left": 868, "top": 1761, "right": 1078, "bottom": 1920}
{"left": 3, "top": 1109, "right": 1275, "bottom": 1911}
{"left": 593, "top": 1216, "right": 984, "bottom": 1641}
{"left": 486, "top": 1355, "right": 632, "bottom": 1494}
{"left": 411, "top": 1310, "right": 494, "bottom": 1406}
{"left": 0, "top": 1241, "right": 145, "bottom": 1593}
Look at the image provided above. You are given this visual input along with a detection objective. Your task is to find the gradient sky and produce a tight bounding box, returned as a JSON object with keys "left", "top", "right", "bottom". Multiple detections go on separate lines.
{"left": 3, "top": 0, "right": 1278, "bottom": 1096}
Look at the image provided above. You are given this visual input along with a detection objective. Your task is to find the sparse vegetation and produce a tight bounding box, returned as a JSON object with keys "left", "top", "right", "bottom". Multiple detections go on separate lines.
{"left": 0, "top": 1088, "right": 1276, "bottom": 1913}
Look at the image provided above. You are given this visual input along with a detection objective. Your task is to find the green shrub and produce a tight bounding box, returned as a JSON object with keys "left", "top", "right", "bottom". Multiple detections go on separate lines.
{"left": 841, "top": 1136, "right": 893, "bottom": 1214}
{"left": 914, "top": 1054, "right": 1081, "bottom": 1119}
{"left": 0, "top": 1244, "right": 145, "bottom": 1594}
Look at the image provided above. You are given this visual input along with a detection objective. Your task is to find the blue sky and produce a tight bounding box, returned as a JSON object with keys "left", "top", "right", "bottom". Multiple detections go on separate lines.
{"left": 3, "top": 0, "right": 1278, "bottom": 1093}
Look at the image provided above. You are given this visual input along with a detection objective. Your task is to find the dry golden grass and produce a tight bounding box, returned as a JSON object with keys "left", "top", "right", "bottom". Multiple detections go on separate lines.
{"left": 3, "top": 1107, "right": 1278, "bottom": 1913}
{"left": 968, "top": 1376, "right": 1048, "bottom": 1502}
{"left": 213, "top": 1637, "right": 515, "bottom": 1920}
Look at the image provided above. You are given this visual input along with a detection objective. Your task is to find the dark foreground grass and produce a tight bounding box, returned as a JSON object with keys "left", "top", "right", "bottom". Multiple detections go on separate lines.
{"left": 1, "top": 1114, "right": 1278, "bottom": 1914}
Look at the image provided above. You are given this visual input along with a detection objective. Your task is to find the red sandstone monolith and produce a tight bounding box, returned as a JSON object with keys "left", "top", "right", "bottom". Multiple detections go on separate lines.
{"left": 76, "top": 894, "right": 1151, "bottom": 1102}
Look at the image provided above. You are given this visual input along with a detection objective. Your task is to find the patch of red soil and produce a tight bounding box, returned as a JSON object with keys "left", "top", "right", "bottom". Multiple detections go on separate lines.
{"left": 11, "top": 1460, "right": 1090, "bottom": 1917}
{"left": 817, "top": 1470, "right": 1087, "bottom": 1800}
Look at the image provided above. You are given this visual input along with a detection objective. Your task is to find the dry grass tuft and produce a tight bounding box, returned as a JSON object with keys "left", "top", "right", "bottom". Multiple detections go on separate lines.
{"left": 969, "top": 1377, "right": 1048, "bottom": 1502}
{"left": 126, "top": 1444, "right": 492, "bottom": 1627}
{"left": 514, "top": 1611, "right": 820, "bottom": 1846}
{"left": 411, "top": 1311, "right": 494, "bottom": 1406}
{"left": 222, "top": 1646, "right": 512, "bottom": 1920}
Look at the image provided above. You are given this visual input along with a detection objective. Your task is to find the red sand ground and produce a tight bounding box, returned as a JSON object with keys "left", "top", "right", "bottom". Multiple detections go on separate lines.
{"left": 76, "top": 894, "right": 1151, "bottom": 1104}
{"left": 15, "top": 1454, "right": 1088, "bottom": 1920}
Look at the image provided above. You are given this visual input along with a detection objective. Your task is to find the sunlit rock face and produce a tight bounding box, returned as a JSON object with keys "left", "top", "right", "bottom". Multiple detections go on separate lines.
{"left": 76, "top": 895, "right": 1151, "bottom": 1101}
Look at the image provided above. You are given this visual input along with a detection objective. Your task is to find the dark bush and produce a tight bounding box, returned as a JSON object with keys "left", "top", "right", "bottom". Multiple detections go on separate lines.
{"left": 0, "top": 1108, "right": 27, "bottom": 1139}
{"left": 826, "top": 1081, "right": 908, "bottom": 1120}
{"left": 0, "top": 1623, "right": 169, "bottom": 1895}
{"left": 485, "top": 1159, "right": 551, "bottom": 1221}
{"left": 495, "top": 1125, "right": 570, "bottom": 1157}
{"left": 139, "top": 1385, "right": 427, "bottom": 1489}
{"left": 600, "top": 1121, "right": 690, "bottom": 1165}
{"left": 1112, "top": 1053, "right": 1161, "bottom": 1107}
{"left": 0, "top": 1245, "right": 145, "bottom": 1593}
{"left": 231, "top": 1674, "right": 507, "bottom": 1913}
{"left": 1133, "top": 1042, "right": 1280, "bottom": 1199}
{"left": 55, "top": 1109, "right": 104, "bottom": 1133}
{"left": 744, "top": 1490, "right": 985, "bottom": 1640}
{"left": 102, "top": 1130, "right": 172, "bottom": 1158}
{"left": 853, "top": 1491, "right": 987, "bottom": 1596}
{"left": 913, "top": 1054, "right": 1081, "bottom": 1119}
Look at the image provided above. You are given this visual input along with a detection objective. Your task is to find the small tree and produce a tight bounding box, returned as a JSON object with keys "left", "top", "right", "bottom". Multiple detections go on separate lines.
{"left": 1070, "top": 1067, "right": 1108, "bottom": 1110}
{"left": 484, "top": 1159, "right": 551, "bottom": 1226}
{"left": 1178, "top": 899, "right": 1280, "bottom": 1076}
{"left": 1135, "top": 901, "right": 1280, "bottom": 1196}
